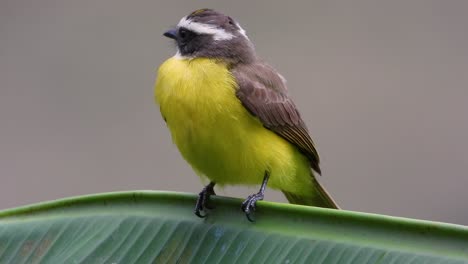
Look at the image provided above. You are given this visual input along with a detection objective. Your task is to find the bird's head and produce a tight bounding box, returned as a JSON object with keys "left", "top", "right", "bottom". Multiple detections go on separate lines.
{"left": 163, "top": 9, "right": 256, "bottom": 64}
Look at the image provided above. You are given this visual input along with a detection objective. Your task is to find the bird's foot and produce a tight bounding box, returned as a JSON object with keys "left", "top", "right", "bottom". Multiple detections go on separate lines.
{"left": 241, "top": 192, "right": 264, "bottom": 222}
{"left": 194, "top": 182, "right": 216, "bottom": 218}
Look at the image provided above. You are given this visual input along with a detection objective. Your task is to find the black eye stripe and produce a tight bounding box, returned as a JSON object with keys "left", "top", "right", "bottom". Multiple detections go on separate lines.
{"left": 177, "top": 28, "right": 196, "bottom": 43}
{"left": 179, "top": 29, "right": 187, "bottom": 38}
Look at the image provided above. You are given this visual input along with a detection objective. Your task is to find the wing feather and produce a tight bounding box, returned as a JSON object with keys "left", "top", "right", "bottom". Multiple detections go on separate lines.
{"left": 232, "top": 63, "right": 321, "bottom": 174}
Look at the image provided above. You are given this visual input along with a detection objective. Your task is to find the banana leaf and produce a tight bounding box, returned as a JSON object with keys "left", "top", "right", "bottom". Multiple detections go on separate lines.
{"left": 0, "top": 191, "right": 467, "bottom": 263}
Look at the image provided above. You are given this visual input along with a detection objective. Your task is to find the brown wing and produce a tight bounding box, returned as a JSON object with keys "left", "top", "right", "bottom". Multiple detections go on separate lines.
{"left": 232, "top": 63, "right": 321, "bottom": 174}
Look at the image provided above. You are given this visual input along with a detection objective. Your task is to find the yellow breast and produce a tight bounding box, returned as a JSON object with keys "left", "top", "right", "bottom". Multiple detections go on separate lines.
{"left": 155, "top": 57, "right": 310, "bottom": 188}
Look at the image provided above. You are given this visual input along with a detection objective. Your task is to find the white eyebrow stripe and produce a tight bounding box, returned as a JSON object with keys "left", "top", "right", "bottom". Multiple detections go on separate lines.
{"left": 177, "top": 17, "right": 234, "bottom": 41}
{"left": 235, "top": 22, "right": 249, "bottom": 40}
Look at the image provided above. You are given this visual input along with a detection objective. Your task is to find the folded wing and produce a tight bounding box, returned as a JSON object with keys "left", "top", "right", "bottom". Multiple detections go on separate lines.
{"left": 232, "top": 63, "right": 321, "bottom": 175}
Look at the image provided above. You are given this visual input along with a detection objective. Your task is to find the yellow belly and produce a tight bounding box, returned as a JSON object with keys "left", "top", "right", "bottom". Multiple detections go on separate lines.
{"left": 155, "top": 57, "right": 312, "bottom": 192}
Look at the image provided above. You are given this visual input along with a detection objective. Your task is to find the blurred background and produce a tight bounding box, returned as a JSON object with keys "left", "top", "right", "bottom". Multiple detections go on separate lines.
{"left": 1, "top": 1, "right": 467, "bottom": 225}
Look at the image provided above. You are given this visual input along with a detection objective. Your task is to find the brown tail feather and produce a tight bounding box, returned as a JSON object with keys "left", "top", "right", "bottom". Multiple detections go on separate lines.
{"left": 282, "top": 178, "right": 339, "bottom": 209}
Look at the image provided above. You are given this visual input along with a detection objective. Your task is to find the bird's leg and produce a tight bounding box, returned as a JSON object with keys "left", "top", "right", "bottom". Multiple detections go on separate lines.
{"left": 241, "top": 171, "right": 270, "bottom": 222}
{"left": 194, "top": 182, "right": 216, "bottom": 218}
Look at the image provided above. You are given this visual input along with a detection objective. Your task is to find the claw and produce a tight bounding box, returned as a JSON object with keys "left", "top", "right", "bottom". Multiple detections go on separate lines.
{"left": 241, "top": 172, "right": 270, "bottom": 222}
{"left": 241, "top": 192, "right": 264, "bottom": 222}
{"left": 194, "top": 209, "right": 207, "bottom": 218}
{"left": 194, "top": 182, "right": 216, "bottom": 218}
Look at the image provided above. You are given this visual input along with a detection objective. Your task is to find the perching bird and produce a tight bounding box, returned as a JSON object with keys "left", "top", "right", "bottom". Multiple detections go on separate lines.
{"left": 155, "top": 9, "right": 339, "bottom": 221}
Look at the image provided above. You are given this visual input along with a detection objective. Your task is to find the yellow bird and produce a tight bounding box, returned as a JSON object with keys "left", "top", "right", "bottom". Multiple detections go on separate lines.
{"left": 155, "top": 9, "right": 338, "bottom": 221}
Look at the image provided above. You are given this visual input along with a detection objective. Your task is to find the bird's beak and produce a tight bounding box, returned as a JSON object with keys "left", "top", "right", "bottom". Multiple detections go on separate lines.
{"left": 163, "top": 29, "right": 177, "bottom": 40}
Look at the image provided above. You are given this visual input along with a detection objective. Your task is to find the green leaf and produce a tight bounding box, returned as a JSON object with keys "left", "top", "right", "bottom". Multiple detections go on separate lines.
{"left": 0, "top": 191, "right": 467, "bottom": 263}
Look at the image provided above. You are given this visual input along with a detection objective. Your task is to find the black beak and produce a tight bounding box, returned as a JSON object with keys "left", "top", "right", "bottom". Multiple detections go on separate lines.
{"left": 163, "top": 29, "right": 177, "bottom": 40}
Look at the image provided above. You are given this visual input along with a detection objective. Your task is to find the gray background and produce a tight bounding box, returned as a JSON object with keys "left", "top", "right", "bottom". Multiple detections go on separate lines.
{"left": 1, "top": 1, "right": 467, "bottom": 225}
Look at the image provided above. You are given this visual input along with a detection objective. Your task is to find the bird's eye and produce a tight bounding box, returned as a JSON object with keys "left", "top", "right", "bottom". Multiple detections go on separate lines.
{"left": 179, "top": 29, "right": 187, "bottom": 39}
{"left": 178, "top": 28, "right": 193, "bottom": 41}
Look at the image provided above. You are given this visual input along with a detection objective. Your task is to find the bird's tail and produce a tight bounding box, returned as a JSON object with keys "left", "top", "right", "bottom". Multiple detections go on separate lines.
{"left": 282, "top": 178, "right": 339, "bottom": 209}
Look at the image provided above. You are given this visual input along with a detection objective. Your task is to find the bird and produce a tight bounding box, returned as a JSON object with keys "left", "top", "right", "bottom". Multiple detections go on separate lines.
{"left": 154, "top": 8, "right": 339, "bottom": 221}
